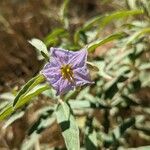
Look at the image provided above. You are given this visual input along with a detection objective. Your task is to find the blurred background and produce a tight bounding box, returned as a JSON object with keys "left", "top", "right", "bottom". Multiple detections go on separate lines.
{"left": 0, "top": 0, "right": 150, "bottom": 149}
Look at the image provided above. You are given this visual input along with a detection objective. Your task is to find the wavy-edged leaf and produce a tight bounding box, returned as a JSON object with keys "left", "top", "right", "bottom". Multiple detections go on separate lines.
{"left": 56, "top": 101, "right": 80, "bottom": 150}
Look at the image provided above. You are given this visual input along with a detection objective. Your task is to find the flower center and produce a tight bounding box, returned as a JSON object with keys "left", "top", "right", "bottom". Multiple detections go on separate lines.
{"left": 61, "top": 64, "right": 74, "bottom": 82}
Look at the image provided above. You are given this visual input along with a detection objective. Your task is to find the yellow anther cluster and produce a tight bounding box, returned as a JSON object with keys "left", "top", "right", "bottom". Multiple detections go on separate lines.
{"left": 61, "top": 64, "right": 74, "bottom": 82}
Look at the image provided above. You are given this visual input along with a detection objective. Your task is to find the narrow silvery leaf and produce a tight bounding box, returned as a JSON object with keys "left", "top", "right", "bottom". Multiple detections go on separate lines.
{"left": 29, "top": 38, "right": 49, "bottom": 61}
{"left": 85, "top": 130, "right": 98, "bottom": 150}
{"left": 0, "top": 104, "right": 13, "bottom": 121}
{"left": 126, "top": 27, "right": 150, "bottom": 45}
{"left": 87, "top": 32, "right": 125, "bottom": 52}
{"left": 56, "top": 101, "right": 80, "bottom": 150}
{"left": 3, "top": 111, "right": 24, "bottom": 129}
{"left": 13, "top": 74, "right": 45, "bottom": 107}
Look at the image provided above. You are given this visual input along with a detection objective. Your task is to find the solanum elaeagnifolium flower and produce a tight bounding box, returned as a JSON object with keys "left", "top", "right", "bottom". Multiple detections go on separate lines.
{"left": 41, "top": 47, "right": 93, "bottom": 95}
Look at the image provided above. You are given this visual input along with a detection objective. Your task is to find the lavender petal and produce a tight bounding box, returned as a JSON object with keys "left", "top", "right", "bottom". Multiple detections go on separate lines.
{"left": 68, "top": 48, "right": 87, "bottom": 69}
{"left": 73, "top": 66, "right": 93, "bottom": 86}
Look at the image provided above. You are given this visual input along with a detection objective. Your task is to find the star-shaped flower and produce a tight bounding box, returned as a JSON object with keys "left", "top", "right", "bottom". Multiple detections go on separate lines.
{"left": 41, "top": 47, "right": 93, "bottom": 95}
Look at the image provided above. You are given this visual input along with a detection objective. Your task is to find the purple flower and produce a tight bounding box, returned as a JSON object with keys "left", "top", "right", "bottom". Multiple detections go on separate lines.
{"left": 41, "top": 47, "right": 93, "bottom": 95}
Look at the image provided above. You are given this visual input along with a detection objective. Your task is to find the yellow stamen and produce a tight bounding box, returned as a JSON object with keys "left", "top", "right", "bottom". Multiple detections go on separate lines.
{"left": 61, "top": 64, "right": 74, "bottom": 82}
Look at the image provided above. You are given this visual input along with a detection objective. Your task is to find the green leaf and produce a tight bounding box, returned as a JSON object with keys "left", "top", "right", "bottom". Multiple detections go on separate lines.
{"left": 0, "top": 84, "right": 49, "bottom": 121}
{"left": 74, "top": 9, "right": 143, "bottom": 44}
{"left": 126, "top": 27, "right": 150, "bottom": 45}
{"left": 56, "top": 101, "right": 80, "bottom": 150}
{"left": 140, "top": 63, "right": 150, "bottom": 70}
{"left": 0, "top": 104, "right": 13, "bottom": 121}
{"left": 121, "top": 95, "right": 139, "bottom": 106}
{"left": 13, "top": 74, "right": 45, "bottom": 106}
{"left": 126, "top": 0, "right": 138, "bottom": 10}
{"left": 88, "top": 32, "right": 126, "bottom": 52}
{"left": 21, "top": 134, "right": 39, "bottom": 150}
{"left": 69, "top": 100, "right": 110, "bottom": 109}
{"left": 135, "top": 125, "right": 150, "bottom": 136}
{"left": 82, "top": 16, "right": 103, "bottom": 31}
{"left": 69, "top": 100, "right": 91, "bottom": 109}
{"left": 15, "top": 84, "right": 50, "bottom": 109}
{"left": 104, "top": 82, "right": 118, "bottom": 100}
{"left": 99, "top": 9, "right": 144, "bottom": 29}
{"left": 104, "top": 72, "right": 128, "bottom": 99}
{"left": 44, "top": 28, "right": 67, "bottom": 47}
{"left": 85, "top": 130, "right": 98, "bottom": 150}
{"left": 106, "top": 50, "right": 132, "bottom": 70}
{"left": 0, "top": 92, "right": 15, "bottom": 101}
{"left": 74, "top": 29, "right": 81, "bottom": 44}
{"left": 74, "top": 29, "right": 88, "bottom": 45}
{"left": 3, "top": 111, "right": 24, "bottom": 129}
{"left": 29, "top": 38, "right": 49, "bottom": 61}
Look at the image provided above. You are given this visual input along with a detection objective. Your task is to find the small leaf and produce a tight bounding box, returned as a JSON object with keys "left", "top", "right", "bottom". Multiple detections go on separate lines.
{"left": 126, "top": 27, "right": 150, "bottom": 45}
{"left": 0, "top": 104, "right": 13, "bottom": 121}
{"left": 134, "top": 125, "right": 150, "bottom": 136}
{"left": 69, "top": 100, "right": 91, "bottom": 109}
{"left": 104, "top": 72, "right": 128, "bottom": 99}
{"left": 112, "top": 117, "right": 136, "bottom": 139}
{"left": 104, "top": 80, "right": 119, "bottom": 100}
{"left": 88, "top": 32, "right": 126, "bottom": 52}
{"left": 74, "top": 29, "right": 88, "bottom": 45}
{"left": 140, "top": 63, "right": 150, "bottom": 70}
{"left": 85, "top": 130, "right": 98, "bottom": 150}
{"left": 82, "top": 16, "right": 103, "bottom": 31}
{"left": 56, "top": 101, "right": 80, "bottom": 150}
{"left": 3, "top": 111, "right": 24, "bottom": 129}
{"left": 0, "top": 92, "right": 15, "bottom": 101}
{"left": 29, "top": 38, "right": 49, "bottom": 61}
{"left": 44, "top": 28, "right": 67, "bottom": 47}
{"left": 121, "top": 95, "right": 139, "bottom": 106}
